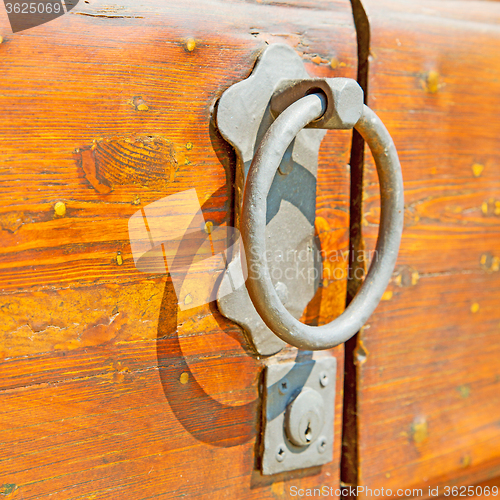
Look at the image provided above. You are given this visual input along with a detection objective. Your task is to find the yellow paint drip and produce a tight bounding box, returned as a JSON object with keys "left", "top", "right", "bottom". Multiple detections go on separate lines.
{"left": 180, "top": 372, "right": 189, "bottom": 384}
{"left": 116, "top": 252, "right": 123, "bottom": 266}
{"left": 204, "top": 221, "right": 213, "bottom": 234}
{"left": 471, "top": 302, "right": 480, "bottom": 313}
{"left": 186, "top": 142, "right": 193, "bottom": 150}
{"left": 412, "top": 418, "right": 428, "bottom": 444}
{"left": 381, "top": 290, "right": 393, "bottom": 301}
{"left": 472, "top": 163, "right": 484, "bottom": 177}
{"left": 411, "top": 271, "right": 420, "bottom": 286}
{"left": 426, "top": 70, "right": 440, "bottom": 93}
{"left": 186, "top": 38, "right": 196, "bottom": 52}
{"left": 137, "top": 103, "right": 149, "bottom": 111}
{"left": 330, "top": 57, "right": 339, "bottom": 69}
{"left": 54, "top": 201, "right": 66, "bottom": 217}
{"left": 492, "top": 257, "right": 500, "bottom": 272}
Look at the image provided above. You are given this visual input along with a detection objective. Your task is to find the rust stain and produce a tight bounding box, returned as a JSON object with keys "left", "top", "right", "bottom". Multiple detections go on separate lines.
{"left": 75, "top": 135, "right": 177, "bottom": 193}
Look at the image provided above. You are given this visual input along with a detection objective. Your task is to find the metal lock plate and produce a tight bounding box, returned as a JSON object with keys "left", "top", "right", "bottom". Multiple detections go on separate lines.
{"left": 262, "top": 356, "right": 336, "bottom": 475}
{"left": 216, "top": 44, "right": 325, "bottom": 356}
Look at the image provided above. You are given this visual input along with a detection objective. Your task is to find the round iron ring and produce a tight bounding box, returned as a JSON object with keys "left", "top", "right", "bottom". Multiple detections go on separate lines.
{"left": 241, "top": 93, "right": 404, "bottom": 350}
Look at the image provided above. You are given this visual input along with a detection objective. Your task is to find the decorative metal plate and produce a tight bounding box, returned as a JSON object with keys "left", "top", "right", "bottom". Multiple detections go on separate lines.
{"left": 216, "top": 44, "right": 325, "bottom": 356}
{"left": 262, "top": 356, "right": 336, "bottom": 475}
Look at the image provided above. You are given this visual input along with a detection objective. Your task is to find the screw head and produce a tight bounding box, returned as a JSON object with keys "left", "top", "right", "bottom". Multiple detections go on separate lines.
{"left": 317, "top": 436, "right": 328, "bottom": 454}
{"left": 276, "top": 444, "right": 286, "bottom": 462}
{"left": 319, "top": 371, "right": 329, "bottom": 387}
{"left": 278, "top": 378, "right": 289, "bottom": 395}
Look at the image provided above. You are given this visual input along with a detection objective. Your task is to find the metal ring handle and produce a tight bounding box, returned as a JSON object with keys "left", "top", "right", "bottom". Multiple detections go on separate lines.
{"left": 241, "top": 93, "right": 404, "bottom": 350}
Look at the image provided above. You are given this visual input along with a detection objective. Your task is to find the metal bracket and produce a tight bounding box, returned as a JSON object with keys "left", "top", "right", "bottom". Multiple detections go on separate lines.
{"left": 216, "top": 44, "right": 325, "bottom": 356}
{"left": 262, "top": 356, "right": 336, "bottom": 475}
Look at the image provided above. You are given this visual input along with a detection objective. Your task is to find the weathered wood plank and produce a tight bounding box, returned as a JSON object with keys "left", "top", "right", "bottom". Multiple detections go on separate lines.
{"left": 0, "top": 0, "right": 356, "bottom": 497}
{"left": 354, "top": 0, "right": 500, "bottom": 493}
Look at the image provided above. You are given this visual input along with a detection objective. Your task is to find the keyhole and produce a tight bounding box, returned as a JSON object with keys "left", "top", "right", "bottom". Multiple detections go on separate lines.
{"left": 304, "top": 421, "right": 312, "bottom": 443}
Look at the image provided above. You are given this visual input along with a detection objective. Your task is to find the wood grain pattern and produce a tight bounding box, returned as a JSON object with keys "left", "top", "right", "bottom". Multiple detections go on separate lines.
{"left": 0, "top": 0, "right": 355, "bottom": 497}
{"left": 353, "top": 0, "right": 500, "bottom": 493}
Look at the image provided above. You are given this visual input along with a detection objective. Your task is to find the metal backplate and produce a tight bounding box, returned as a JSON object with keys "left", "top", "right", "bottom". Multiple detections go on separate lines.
{"left": 216, "top": 44, "right": 325, "bottom": 356}
{"left": 262, "top": 356, "right": 336, "bottom": 475}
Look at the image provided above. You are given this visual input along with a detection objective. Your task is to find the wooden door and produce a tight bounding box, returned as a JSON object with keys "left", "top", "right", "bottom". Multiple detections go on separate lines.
{"left": 0, "top": 0, "right": 355, "bottom": 497}
{"left": 1, "top": 0, "right": 500, "bottom": 498}
{"left": 343, "top": 0, "right": 500, "bottom": 495}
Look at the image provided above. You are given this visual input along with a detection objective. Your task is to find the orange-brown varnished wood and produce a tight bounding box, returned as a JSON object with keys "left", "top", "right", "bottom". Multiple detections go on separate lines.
{"left": 0, "top": 0, "right": 355, "bottom": 498}
{"left": 354, "top": 0, "right": 500, "bottom": 494}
